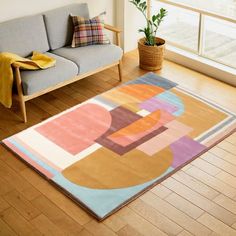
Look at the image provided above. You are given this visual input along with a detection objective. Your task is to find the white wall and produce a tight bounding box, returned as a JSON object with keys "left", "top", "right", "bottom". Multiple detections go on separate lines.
{"left": 0, "top": 0, "right": 115, "bottom": 43}
{"left": 0, "top": 0, "right": 115, "bottom": 30}
{"left": 116, "top": 0, "right": 146, "bottom": 52}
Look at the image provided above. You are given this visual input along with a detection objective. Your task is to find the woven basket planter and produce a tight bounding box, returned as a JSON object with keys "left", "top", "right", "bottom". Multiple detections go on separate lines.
{"left": 138, "top": 37, "right": 165, "bottom": 71}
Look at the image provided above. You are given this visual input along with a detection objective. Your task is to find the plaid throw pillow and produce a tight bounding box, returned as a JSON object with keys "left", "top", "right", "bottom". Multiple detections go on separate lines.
{"left": 71, "top": 13, "right": 110, "bottom": 47}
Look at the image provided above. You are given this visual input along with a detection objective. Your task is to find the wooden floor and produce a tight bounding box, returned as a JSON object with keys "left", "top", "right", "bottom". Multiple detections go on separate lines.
{"left": 0, "top": 50, "right": 236, "bottom": 236}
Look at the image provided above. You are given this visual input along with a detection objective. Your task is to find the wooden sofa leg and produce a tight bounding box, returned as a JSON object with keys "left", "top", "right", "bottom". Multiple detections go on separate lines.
{"left": 118, "top": 60, "right": 123, "bottom": 82}
{"left": 19, "top": 97, "right": 27, "bottom": 123}
{"left": 14, "top": 65, "right": 27, "bottom": 123}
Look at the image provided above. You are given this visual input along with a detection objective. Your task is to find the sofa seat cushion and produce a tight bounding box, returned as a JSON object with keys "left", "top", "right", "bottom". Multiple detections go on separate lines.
{"left": 52, "top": 44, "right": 123, "bottom": 74}
{"left": 21, "top": 53, "right": 79, "bottom": 95}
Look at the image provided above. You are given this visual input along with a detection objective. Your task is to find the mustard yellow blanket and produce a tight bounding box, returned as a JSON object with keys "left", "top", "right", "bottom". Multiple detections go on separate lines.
{"left": 0, "top": 51, "right": 56, "bottom": 108}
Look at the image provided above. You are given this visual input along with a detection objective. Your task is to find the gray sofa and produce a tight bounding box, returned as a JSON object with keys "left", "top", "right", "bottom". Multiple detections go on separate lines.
{"left": 0, "top": 3, "right": 123, "bottom": 122}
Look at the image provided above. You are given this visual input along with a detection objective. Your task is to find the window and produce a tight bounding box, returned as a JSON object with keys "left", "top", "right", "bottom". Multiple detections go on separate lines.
{"left": 203, "top": 16, "right": 236, "bottom": 68}
{"left": 152, "top": 0, "right": 236, "bottom": 69}
{"left": 153, "top": 3, "right": 199, "bottom": 52}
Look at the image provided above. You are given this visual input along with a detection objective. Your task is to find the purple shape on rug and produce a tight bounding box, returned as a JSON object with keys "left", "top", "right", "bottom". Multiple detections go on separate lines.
{"left": 170, "top": 136, "right": 206, "bottom": 168}
{"left": 140, "top": 97, "right": 178, "bottom": 114}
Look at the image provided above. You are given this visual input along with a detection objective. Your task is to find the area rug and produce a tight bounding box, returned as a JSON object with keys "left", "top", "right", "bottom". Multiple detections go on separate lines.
{"left": 2, "top": 73, "right": 236, "bottom": 220}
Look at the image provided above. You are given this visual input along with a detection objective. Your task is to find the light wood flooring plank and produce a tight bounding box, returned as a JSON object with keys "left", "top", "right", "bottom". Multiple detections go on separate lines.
{"left": 19, "top": 184, "right": 41, "bottom": 201}
{"left": 209, "top": 146, "right": 236, "bottom": 166}
{"left": 61, "top": 86, "right": 88, "bottom": 103}
{"left": 217, "top": 141, "right": 236, "bottom": 156}
{"left": 77, "top": 229, "right": 93, "bottom": 236}
{"left": 201, "top": 152, "right": 236, "bottom": 177}
{"left": 184, "top": 166, "right": 236, "bottom": 198}
{"left": 198, "top": 213, "right": 236, "bottom": 236}
{"left": 165, "top": 192, "right": 204, "bottom": 219}
{"left": 0, "top": 196, "right": 10, "bottom": 213}
{"left": 0, "top": 160, "right": 41, "bottom": 203}
{"left": 0, "top": 160, "right": 34, "bottom": 193}
{"left": 0, "top": 207, "right": 38, "bottom": 235}
{"left": 162, "top": 177, "right": 236, "bottom": 226}
{"left": 139, "top": 191, "right": 212, "bottom": 235}
{"left": 213, "top": 194, "right": 236, "bottom": 215}
{"left": 31, "top": 195, "right": 84, "bottom": 235}
{"left": 103, "top": 214, "right": 127, "bottom": 232}
{"left": 117, "top": 207, "right": 168, "bottom": 236}
{"left": 150, "top": 184, "right": 172, "bottom": 199}
{"left": 3, "top": 190, "right": 40, "bottom": 221}
{"left": 172, "top": 171, "right": 220, "bottom": 200}
{"left": 31, "top": 97, "right": 60, "bottom": 116}
{"left": 30, "top": 214, "right": 65, "bottom": 236}
{"left": 0, "top": 145, "right": 27, "bottom": 172}
{"left": 0, "top": 177, "right": 14, "bottom": 196}
{"left": 20, "top": 168, "right": 92, "bottom": 226}
{"left": 0, "top": 218, "right": 17, "bottom": 236}
{"left": 177, "top": 230, "right": 194, "bottom": 236}
{"left": 51, "top": 89, "right": 80, "bottom": 108}
{"left": 226, "top": 134, "right": 236, "bottom": 145}
{"left": 117, "top": 225, "right": 143, "bottom": 236}
{"left": 84, "top": 220, "right": 118, "bottom": 236}
{"left": 215, "top": 171, "right": 236, "bottom": 189}
{"left": 129, "top": 198, "right": 183, "bottom": 235}
{"left": 232, "top": 222, "right": 236, "bottom": 230}
{"left": 192, "top": 157, "right": 221, "bottom": 176}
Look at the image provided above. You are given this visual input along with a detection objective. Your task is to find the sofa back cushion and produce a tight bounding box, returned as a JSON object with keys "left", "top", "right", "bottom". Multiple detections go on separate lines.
{"left": 44, "top": 3, "right": 89, "bottom": 50}
{"left": 0, "top": 15, "right": 49, "bottom": 57}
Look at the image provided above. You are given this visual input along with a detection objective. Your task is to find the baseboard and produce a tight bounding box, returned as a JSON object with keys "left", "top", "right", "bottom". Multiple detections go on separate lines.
{"left": 165, "top": 45, "right": 236, "bottom": 87}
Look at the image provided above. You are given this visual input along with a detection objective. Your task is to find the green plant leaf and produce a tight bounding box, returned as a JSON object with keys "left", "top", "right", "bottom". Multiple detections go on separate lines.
{"left": 138, "top": 29, "right": 145, "bottom": 32}
{"left": 129, "top": 0, "right": 167, "bottom": 44}
{"left": 139, "top": 2, "right": 145, "bottom": 10}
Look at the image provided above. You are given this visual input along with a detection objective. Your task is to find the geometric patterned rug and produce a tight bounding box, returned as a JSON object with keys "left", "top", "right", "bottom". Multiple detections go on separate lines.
{"left": 2, "top": 73, "right": 236, "bottom": 220}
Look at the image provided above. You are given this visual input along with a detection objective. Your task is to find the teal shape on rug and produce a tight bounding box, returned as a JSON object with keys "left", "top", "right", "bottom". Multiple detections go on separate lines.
{"left": 52, "top": 167, "right": 174, "bottom": 219}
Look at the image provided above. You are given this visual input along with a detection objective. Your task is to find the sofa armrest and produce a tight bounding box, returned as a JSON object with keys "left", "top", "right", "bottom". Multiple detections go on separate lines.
{"left": 12, "top": 62, "right": 20, "bottom": 69}
{"left": 11, "top": 62, "right": 27, "bottom": 122}
{"left": 104, "top": 24, "right": 122, "bottom": 47}
{"left": 11, "top": 63, "right": 23, "bottom": 89}
{"left": 104, "top": 24, "right": 122, "bottom": 33}
{"left": 11, "top": 63, "right": 23, "bottom": 96}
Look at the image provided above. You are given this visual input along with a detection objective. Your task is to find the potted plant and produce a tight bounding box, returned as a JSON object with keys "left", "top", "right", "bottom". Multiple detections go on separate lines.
{"left": 130, "top": 0, "right": 167, "bottom": 70}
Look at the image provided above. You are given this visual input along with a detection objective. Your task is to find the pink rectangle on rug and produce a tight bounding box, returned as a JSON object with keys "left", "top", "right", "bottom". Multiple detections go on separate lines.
{"left": 137, "top": 120, "right": 193, "bottom": 156}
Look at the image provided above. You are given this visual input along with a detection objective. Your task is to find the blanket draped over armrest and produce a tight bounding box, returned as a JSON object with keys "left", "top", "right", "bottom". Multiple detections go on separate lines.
{"left": 0, "top": 51, "right": 56, "bottom": 108}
